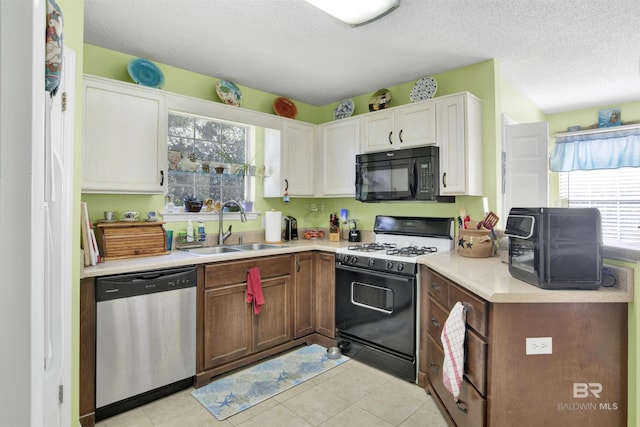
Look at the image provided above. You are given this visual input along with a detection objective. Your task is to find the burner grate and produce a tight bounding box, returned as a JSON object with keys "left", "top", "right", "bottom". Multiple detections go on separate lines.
{"left": 386, "top": 246, "right": 438, "bottom": 257}
{"left": 348, "top": 242, "right": 397, "bottom": 252}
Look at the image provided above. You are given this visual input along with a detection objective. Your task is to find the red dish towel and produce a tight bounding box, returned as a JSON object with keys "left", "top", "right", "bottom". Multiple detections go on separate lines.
{"left": 246, "top": 267, "right": 265, "bottom": 314}
{"left": 441, "top": 301, "right": 467, "bottom": 401}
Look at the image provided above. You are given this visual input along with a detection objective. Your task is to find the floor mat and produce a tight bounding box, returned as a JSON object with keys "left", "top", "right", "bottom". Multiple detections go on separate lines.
{"left": 191, "top": 344, "right": 349, "bottom": 420}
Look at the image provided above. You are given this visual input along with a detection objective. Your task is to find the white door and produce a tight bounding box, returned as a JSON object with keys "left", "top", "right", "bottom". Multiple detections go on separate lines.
{"left": 43, "top": 48, "right": 74, "bottom": 427}
{"left": 503, "top": 120, "right": 549, "bottom": 220}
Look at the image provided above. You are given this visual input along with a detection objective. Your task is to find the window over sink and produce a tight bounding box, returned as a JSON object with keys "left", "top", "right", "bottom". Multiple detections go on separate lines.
{"left": 166, "top": 111, "right": 254, "bottom": 210}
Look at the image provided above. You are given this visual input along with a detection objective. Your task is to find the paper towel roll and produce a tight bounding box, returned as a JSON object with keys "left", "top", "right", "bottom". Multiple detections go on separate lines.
{"left": 265, "top": 211, "right": 282, "bottom": 243}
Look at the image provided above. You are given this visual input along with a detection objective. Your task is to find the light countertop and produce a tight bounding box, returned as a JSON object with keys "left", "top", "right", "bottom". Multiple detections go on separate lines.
{"left": 80, "top": 239, "right": 351, "bottom": 279}
{"left": 81, "top": 241, "right": 634, "bottom": 304}
{"left": 420, "top": 252, "right": 634, "bottom": 304}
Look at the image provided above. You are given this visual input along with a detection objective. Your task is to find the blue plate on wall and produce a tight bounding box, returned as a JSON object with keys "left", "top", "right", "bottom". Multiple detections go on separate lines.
{"left": 127, "top": 58, "right": 165, "bottom": 89}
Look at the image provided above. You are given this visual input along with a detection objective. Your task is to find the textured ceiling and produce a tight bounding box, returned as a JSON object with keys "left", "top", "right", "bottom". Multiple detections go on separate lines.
{"left": 84, "top": 0, "right": 640, "bottom": 113}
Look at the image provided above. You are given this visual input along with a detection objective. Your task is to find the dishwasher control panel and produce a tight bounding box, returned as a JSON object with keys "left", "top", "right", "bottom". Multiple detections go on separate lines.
{"left": 96, "top": 265, "right": 197, "bottom": 301}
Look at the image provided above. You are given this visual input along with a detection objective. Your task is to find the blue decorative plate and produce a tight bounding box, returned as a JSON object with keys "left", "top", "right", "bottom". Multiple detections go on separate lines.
{"left": 410, "top": 76, "right": 437, "bottom": 102}
{"left": 334, "top": 99, "right": 355, "bottom": 120}
{"left": 127, "top": 58, "right": 164, "bottom": 89}
{"left": 216, "top": 80, "right": 242, "bottom": 107}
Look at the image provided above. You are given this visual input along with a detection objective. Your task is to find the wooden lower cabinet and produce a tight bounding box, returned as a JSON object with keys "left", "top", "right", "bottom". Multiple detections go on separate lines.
{"left": 419, "top": 266, "right": 628, "bottom": 427}
{"left": 314, "top": 252, "right": 335, "bottom": 339}
{"left": 201, "top": 255, "right": 293, "bottom": 372}
{"left": 294, "top": 252, "right": 315, "bottom": 338}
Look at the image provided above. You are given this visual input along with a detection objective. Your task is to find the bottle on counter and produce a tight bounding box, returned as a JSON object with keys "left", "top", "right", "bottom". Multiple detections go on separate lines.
{"left": 186, "top": 219, "right": 194, "bottom": 243}
{"left": 198, "top": 217, "right": 206, "bottom": 242}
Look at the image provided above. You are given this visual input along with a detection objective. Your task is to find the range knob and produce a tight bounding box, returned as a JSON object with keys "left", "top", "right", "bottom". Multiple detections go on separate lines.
{"left": 386, "top": 261, "right": 394, "bottom": 270}
{"left": 367, "top": 258, "right": 375, "bottom": 267}
{"left": 396, "top": 263, "right": 405, "bottom": 272}
{"left": 349, "top": 256, "right": 359, "bottom": 264}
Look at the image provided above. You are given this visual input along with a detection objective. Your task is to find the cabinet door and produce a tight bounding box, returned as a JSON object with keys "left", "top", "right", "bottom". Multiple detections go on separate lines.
{"left": 436, "top": 93, "right": 483, "bottom": 196}
{"left": 293, "top": 253, "right": 315, "bottom": 338}
{"left": 203, "top": 284, "right": 252, "bottom": 369}
{"left": 283, "top": 120, "right": 315, "bottom": 196}
{"left": 317, "top": 118, "right": 359, "bottom": 196}
{"left": 395, "top": 101, "right": 436, "bottom": 148}
{"left": 314, "top": 252, "right": 335, "bottom": 338}
{"left": 360, "top": 109, "right": 394, "bottom": 153}
{"left": 253, "top": 276, "right": 292, "bottom": 352}
{"left": 82, "top": 76, "right": 166, "bottom": 193}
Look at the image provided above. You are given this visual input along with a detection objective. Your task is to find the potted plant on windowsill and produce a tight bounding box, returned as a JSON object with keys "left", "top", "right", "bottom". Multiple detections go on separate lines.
{"left": 184, "top": 195, "right": 203, "bottom": 212}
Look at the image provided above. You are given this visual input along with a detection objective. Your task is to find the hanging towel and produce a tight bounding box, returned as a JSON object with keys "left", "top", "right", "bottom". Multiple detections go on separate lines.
{"left": 441, "top": 302, "right": 467, "bottom": 401}
{"left": 246, "top": 267, "right": 265, "bottom": 314}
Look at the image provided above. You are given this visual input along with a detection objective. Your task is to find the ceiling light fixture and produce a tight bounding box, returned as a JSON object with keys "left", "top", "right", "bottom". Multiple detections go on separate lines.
{"left": 305, "top": 0, "right": 400, "bottom": 27}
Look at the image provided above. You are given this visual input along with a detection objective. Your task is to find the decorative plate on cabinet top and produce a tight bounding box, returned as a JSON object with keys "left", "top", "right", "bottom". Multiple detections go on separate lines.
{"left": 334, "top": 99, "right": 355, "bottom": 120}
{"left": 409, "top": 76, "right": 438, "bottom": 102}
{"left": 127, "top": 58, "right": 165, "bottom": 89}
{"left": 216, "top": 80, "right": 242, "bottom": 106}
{"left": 368, "top": 88, "right": 392, "bottom": 112}
{"left": 273, "top": 97, "right": 298, "bottom": 119}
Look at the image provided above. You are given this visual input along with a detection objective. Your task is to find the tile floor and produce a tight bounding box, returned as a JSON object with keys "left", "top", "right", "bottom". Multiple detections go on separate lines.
{"left": 96, "top": 359, "right": 449, "bottom": 427}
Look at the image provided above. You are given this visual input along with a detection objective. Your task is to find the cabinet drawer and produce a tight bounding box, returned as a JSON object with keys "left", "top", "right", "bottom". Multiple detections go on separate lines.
{"left": 428, "top": 270, "right": 449, "bottom": 308}
{"left": 465, "top": 329, "right": 487, "bottom": 396}
{"left": 427, "top": 334, "right": 486, "bottom": 427}
{"left": 449, "top": 283, "right": 488, "bottom": 337}
{"left": 427, "top": 298, "right": 448, "bottom": 342}
{"left": 204, "top": 255, "right": 292, "bottom": 288}
{"left": 427, "top": 299, "right": 487, "bottom": 396}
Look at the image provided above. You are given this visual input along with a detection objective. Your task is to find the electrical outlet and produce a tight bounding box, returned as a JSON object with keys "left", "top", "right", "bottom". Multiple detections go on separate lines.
{"left": 526, "top": 337, "right": 552, "bottom": 355}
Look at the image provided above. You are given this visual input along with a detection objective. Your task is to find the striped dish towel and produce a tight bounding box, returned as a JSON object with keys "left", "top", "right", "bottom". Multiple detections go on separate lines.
{"left": 440, "top": 302, "right": 467, "bottom": 401}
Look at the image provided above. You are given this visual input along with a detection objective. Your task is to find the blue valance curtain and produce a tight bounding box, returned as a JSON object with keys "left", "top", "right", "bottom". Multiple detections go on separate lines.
{"left": 549, "top": 125, "right": 640, "bottom": 172}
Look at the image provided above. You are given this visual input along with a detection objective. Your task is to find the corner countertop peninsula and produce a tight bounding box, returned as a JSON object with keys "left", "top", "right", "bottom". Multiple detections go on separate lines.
{"left": 420, "top": 251, "right": 633, "bottom": 303}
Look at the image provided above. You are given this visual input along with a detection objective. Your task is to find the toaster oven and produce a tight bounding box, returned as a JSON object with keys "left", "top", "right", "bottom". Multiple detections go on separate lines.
{"left": 504, "top": 207, "right": 603, "bottom": 290}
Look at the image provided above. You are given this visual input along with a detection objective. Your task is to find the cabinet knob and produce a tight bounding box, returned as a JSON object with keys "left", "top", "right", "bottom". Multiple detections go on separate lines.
{"left": 442, "top": 172, "right": 447, "bottom": 188}
{"left": 399, "top": 129, "right": 403, "bottom": 143}
{"left": 160, "top": 170, "right": 164, "bottom": 186}
{"left": 429, "top": 362, "right": 439, "bottom": 372}
{"left": 431, "top": 317, "right": 441, "bottom": 328}
{"left": 431, "top": 283, "right": 441, "bottom": 293}
{"left": 388, "top": 131, "right": 393, "bottom": 145}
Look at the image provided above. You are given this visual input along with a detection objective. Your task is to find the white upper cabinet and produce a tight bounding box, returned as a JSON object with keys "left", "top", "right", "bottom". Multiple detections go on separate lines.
{"left": 82, "top": 76, "right": 167, "bottom": 193}
{"left": 281, "top": 120, "right": 316, "bottom": 197}
{"left": 316, "top": 117, "right": 359, "bottom": 197}
{"left": 436, "top": 92, "right": 483, "bottom": 196}
{"left": 360, "top": 101, "right": 436, "bottom": 153}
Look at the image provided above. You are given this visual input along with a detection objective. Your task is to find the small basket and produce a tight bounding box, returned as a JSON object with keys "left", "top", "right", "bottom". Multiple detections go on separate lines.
{"left": 457, "top": 229, "right": 493, "bottom": 258}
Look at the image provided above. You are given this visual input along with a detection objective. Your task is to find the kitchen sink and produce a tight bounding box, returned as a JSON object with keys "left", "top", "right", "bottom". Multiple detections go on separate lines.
{"left": 186, "top": 246, "right": 244, "bottom": 256}
{"left": 230, "top": 243, "right": 284, "bottom": 251}
{"left": 184, "top": 243, "right": 284, "bottom": 256}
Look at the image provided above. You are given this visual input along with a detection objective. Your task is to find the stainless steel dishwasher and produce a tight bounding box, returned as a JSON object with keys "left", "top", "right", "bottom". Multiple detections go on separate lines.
{"left": 95, "top": 266, "right": 196, "bottom": 421}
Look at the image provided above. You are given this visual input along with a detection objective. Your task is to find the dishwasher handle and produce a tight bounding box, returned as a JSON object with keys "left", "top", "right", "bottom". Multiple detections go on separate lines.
{"left": 96, "top": 266, "right": 196, "bottom": 302}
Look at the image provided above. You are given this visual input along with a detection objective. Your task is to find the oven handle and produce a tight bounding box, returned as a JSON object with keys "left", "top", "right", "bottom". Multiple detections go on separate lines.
{"left": 335, "top": 263, "right": 415, "bottom": 283}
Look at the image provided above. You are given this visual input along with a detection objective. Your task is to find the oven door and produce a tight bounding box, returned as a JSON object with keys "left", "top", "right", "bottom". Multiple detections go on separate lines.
{"left": 335, "top": 264, "right": 416, "bottom": 357}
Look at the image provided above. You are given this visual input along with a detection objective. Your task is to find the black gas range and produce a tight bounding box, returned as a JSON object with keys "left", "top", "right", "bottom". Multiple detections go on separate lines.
{"left": 334, "top": 215, "right": 454, "bottom": 383}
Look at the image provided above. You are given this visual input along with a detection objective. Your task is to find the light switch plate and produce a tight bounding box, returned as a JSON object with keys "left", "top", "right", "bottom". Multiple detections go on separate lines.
{"left": 525, "top": 337, "right": 552, "bottom": 355}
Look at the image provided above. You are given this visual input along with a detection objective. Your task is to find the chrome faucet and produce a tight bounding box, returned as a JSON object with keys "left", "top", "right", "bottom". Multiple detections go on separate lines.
{"left": 218, "top": 200, "right": 247, "bottom": 245}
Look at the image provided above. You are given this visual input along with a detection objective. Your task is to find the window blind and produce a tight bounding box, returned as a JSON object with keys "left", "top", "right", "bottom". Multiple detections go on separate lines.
{"left": 559, "top": 168, "right": 640, "bottom": 243}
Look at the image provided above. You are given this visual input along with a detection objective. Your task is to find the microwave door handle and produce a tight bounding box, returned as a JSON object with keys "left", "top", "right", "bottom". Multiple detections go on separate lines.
{"left": 409, "top": 159, "right": 417, "bottom": 198}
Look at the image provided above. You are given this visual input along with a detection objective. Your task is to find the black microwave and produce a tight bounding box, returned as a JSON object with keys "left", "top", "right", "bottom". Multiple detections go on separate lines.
{"left": 504, "top": 207, "right": 603, "bottom": 290}
{"left": 356, "top": 146, "right": 451, "bottom": 202}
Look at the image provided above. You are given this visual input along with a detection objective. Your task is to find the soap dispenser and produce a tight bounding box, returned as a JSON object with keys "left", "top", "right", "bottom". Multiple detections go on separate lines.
{"left": 186, "top": 219, "right": 194, "bottom": 243}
